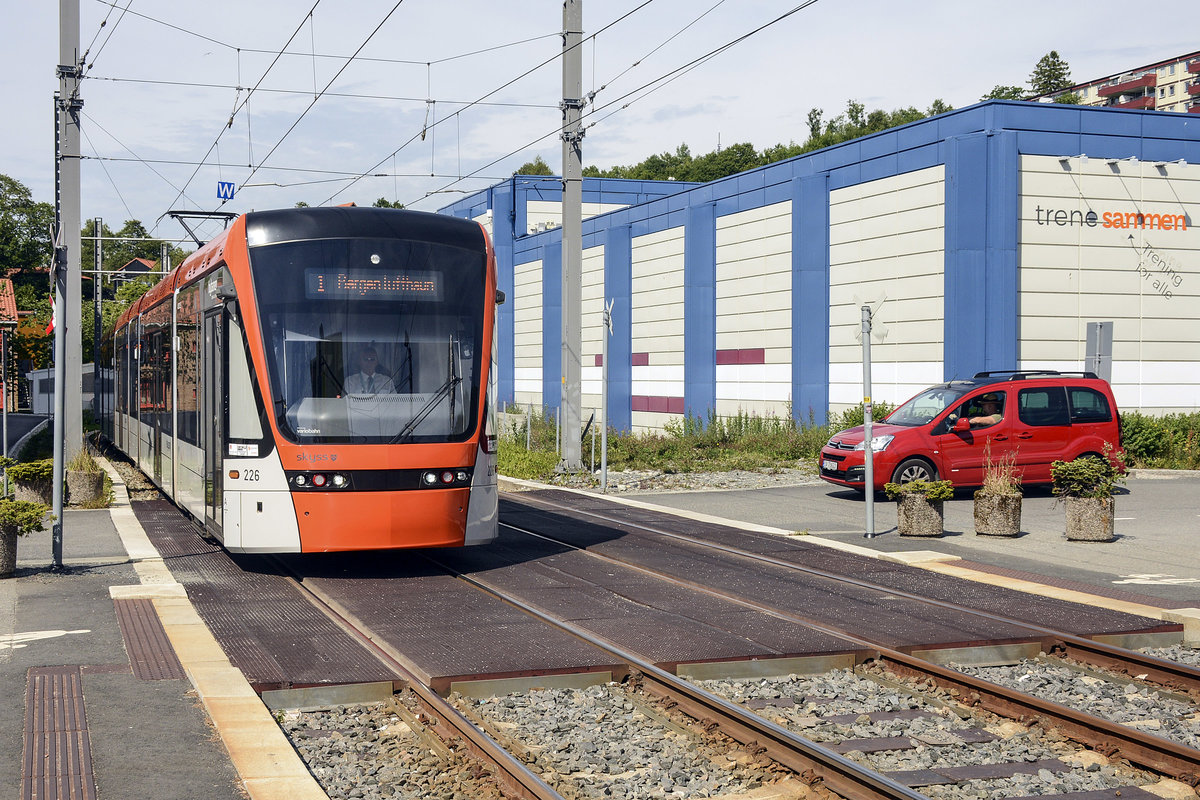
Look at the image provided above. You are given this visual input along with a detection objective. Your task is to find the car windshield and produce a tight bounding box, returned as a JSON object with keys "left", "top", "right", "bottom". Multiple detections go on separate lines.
{"left": 885, "top": 386, "right": 970, "bottom": 427}
{"left": 249, "top": 236, "right": 486, "bottom": 445}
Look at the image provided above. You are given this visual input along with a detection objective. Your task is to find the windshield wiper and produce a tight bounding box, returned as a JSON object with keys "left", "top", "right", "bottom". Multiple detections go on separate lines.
{"left": 391, "top": 335, "right": 461, "bottom": 443}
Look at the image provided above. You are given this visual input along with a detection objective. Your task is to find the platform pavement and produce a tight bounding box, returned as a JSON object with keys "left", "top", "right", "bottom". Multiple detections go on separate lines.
{"left": 1, "top": 460, "right": 327, "bottom": 800}
{"left": 501, "top": 472, "right": 1200, "bottom": 645}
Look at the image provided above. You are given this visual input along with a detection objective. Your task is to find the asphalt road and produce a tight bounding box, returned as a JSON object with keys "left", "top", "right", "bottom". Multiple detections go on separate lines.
{"left": 634, "top": 470, "right": 1200, "bottom": 607}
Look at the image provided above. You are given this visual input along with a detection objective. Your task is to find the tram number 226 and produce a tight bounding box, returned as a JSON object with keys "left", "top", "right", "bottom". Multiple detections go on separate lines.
{"left": 238, "top": 470, "right": 261, "bottom": 482}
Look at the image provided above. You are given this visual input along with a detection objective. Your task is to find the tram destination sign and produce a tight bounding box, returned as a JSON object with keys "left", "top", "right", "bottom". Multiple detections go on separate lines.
{"left": 305, "top": 268, "right": 443, "bottom": 300}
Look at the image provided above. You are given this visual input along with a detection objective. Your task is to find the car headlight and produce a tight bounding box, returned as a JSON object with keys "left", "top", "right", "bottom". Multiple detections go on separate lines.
{"left": 853, "top": 434, "right": 894, "bottom": 452}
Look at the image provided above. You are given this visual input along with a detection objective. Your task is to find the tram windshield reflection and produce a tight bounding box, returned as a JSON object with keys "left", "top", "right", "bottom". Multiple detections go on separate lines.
{"left": 249, "top": 237, "right": 486, "bottom": 444}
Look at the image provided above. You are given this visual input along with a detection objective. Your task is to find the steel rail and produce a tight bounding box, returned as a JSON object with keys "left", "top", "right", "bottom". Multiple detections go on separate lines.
{"left": 422, "top": 552, "right": 929, "bottom": 800}
{"left": 498, "top": 504, "right": 1200, "bottom": 786}
{"left": 267, "top": 555, "right": 567, "bottom": 800}
{"left": 507, "top": 493, "right": 1197, "bottom": 691}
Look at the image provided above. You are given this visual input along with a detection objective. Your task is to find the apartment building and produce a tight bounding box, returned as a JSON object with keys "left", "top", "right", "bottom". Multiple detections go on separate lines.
{"left": 1037, "top": 50, "right": 1200, "bottom": 113}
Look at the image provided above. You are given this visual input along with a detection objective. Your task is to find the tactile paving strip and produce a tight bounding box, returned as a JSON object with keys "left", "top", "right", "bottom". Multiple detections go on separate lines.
{"left": 114, "top": 598, "right": 186, "bottom": 680}
{"left": 22, "top": 666, "right": 97, "bottom": 800}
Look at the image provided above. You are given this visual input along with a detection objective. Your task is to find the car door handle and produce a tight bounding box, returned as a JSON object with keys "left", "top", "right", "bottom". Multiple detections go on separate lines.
{"left": 990, "top": 435, "right": 1008, "bottom": 441}
{"left": 1016, "top": 432, "right": 1034, "bottom": 439}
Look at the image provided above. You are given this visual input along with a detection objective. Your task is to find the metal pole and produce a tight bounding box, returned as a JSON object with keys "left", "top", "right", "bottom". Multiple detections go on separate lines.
{"left": 862, "top": 305, "right": 875, "bottom": 538}
{"left": 601, "top": 299, "right": 612, "bottom": 493}
{"left": 53, "top": 0, "right": 82, "bottom": 569}
{"left": 557, "top": 0, "right": 584, "bottom": 472}
{"left": 526, "top": 404, "right": 531, "bottom": 450}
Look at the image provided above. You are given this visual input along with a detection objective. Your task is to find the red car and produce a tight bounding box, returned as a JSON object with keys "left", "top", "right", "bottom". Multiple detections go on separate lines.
{"left": 819, "top": 371, "right": 1122, "bottom": 492}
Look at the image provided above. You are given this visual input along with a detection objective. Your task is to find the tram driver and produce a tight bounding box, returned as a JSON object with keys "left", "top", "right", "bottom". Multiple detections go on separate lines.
{"left": 344, "top": 346, "right": 396, "bottom": 395}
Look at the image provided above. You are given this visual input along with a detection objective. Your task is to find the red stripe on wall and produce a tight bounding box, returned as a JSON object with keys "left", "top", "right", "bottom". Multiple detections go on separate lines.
{"left": 716, "top": 348, "right": 766, "bottom": 365}
{"left": 631, "top": 352, "right": 650, "bottom": 366}
{"left": 594, "top": 354, "right": 603, "bottom": 367}
{"left": 632, "top": 395, "right": 685, "bottom": 414}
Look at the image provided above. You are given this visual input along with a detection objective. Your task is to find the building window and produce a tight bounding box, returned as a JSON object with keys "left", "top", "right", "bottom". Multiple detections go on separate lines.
{"left": 1160, "top": 87, "right": 1167, "bottom": 97}
{"left": 1169, "top": 64, "right": 1176, "bottom": 75}
{"left": 1170, "top": 85, "right": 1176, "bottom": 96}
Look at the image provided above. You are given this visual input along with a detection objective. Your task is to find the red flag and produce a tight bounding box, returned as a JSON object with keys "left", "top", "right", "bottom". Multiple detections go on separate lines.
{"left": 45, "top": 294, "right": 55, "bottom": 334}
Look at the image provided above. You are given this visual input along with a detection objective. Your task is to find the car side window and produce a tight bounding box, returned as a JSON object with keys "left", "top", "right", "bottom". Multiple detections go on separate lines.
{"left": 942, "top": 390, "right": 1005, "bottom": 432}
{"left": 1068, "top": 387, "right": 1112, "bottom": 423}
{"left": 1018, "top": 387, "right": 1071, "bottom": 427}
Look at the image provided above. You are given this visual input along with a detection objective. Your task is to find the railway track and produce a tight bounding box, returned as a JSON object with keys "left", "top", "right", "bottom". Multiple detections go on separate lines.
{"left": 259, "top": 492, "right": 1200, "bottom": 799}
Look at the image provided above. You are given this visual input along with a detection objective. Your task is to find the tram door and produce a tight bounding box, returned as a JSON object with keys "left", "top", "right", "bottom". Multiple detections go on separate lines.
{"left": 150, "top": 330, "right": 164, "bottom": 484}
{"left": 202, "top": 309, "right": 224, "bottom": 534}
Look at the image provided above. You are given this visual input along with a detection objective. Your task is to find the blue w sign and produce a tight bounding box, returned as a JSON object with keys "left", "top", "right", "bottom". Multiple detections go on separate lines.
{"left": 217, "top": 181, "right": 236, "bottom": 200}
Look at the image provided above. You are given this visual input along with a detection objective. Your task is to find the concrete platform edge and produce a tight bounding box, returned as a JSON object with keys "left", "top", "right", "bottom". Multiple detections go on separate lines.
{"left": 499, "top": 475, "right": 1179, "bottom": 621}
{"left": 100, "top": 457, "right": 328, "bottom": 800}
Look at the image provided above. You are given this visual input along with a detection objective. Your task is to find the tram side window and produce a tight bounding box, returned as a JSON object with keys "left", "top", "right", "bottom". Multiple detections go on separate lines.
{"left": 228, "top": 315, "right": 264, "bottom": 442}
{"left": 176, "top": 284, "right": 201, "bottom": 446}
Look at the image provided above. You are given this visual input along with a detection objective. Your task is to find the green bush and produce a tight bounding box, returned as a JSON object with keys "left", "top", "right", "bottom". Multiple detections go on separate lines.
{"left": 1051, "top": 454, "right": 1125, "bottom": 499}
{"left": 496, "top": 446, "right": 562, "bottom": 481}
{"left": 833, "top": 401, "right": 897, "bottom": 432}
{"left": 0, "top": 499, "right": 52, "bottom": 536}
{"left": 9, "top": 458, "right": 54, "bottom": 484}
{"left": 884, "top": 479, "right": 954, "bottom": 501}
{"left": 1120, "top": 411, "right": 1200, "bottom": 470}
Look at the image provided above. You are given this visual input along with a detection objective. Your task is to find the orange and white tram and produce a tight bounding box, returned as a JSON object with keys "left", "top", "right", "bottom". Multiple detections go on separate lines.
{"left": 100, "top": 206, "right": 501, "bottom": 552}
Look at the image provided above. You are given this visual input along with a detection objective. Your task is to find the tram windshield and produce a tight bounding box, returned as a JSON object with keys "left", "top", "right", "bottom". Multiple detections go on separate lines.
{"left": 248, "top": 237, "right": 486, "bottom": 444}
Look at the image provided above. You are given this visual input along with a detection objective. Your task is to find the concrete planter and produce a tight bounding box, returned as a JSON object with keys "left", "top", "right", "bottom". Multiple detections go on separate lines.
{"left": 67, "top": 470, "right": 104, "bottom": 504}
{"left": 896, "top": 494, "right": 944, "bottom": 537}
{"left": 1065, "top": 496, "right": 1115, "bottom": 542}
{"left": 0, "top": 529, "right": 15, "bottom": 578}
{"left": 973, "top": 492, "right": 1022, "bottom": 537}
{"left": 13, "top": 480, "right": 51, "bottom": 506}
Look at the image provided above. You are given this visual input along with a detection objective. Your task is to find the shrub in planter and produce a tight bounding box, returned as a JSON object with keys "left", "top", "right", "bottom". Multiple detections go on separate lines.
{"left": 8, "top": 458, "right": 54, "bottom": 505}
{"left": 1050, "top": 447, "right": 1125, "bottom": 542}
{"left": 66, "top": 449, "right": 105, "bottom": 505}
{"left": 884, "top": 478, "right": 953, "bottom": 537}
{"left": 974, "top": 443, "right": 1022, "bottom": 537}
{"left": 0, "top": 499, "right": 53, "bottom": 578}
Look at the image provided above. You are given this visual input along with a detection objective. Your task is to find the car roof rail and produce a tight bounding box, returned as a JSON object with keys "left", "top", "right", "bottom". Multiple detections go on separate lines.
{"left": 971, "top": 369, "right": 1101, "bottom": 381}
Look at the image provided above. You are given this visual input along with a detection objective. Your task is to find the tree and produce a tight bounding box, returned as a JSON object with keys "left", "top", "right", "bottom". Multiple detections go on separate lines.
{"left": 1054, "top": 92, "right": 1082, "bottom": 105}
{"left": 515, "top": 156, "right": 553, "bottom": 176}
{"left": 371, "top": 197, "right": 405, "bottom": 209}
{"left": 0, "top": 175, "right": 54, "bottom": 280}
{"left": 1029, "top": 51, "right": 1073, "bottom": 96}
{"left": 982, "top": 85, "right": 1026, "bottom": 101}
{"left": 579, "top": 99, "right": 953, "bottom": 185}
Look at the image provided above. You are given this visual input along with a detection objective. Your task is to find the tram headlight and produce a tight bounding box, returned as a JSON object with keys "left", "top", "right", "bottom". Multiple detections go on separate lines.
{"left": 332, "top": 474, "right": 347, "bottom": 488}
{"left": 312, "top": 473, "right": 328, "bottom": 487}
{"left": 295, "top": 475, "right": 307, "bottom": 486}
{"left": 421, "top": 469, "right": 471, "bottom": 488}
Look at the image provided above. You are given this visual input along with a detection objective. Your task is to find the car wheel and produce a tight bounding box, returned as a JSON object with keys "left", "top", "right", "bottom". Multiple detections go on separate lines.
{"left": 892, "top": 458, "right": 937, "bottom": 484}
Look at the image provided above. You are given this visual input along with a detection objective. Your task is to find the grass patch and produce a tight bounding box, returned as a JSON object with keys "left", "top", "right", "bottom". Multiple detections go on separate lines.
{"left": 498, "top": 404, "right": 892, "bottom": 482}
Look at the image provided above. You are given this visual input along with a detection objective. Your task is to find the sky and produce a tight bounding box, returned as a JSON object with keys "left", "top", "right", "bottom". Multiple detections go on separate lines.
{"left": 3, "top": 0, "right": 1195, "bottom": 246}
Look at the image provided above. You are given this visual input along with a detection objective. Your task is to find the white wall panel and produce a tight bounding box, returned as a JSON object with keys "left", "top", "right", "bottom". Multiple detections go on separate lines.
{"left": 715, "top": 202, "right": 792, "bottom": 415}
{"left": 631, "top": 227, "right": 685, "bottom": 367}
{"left": 513, "top": 259, "right": 543, "bottom": 406}
{"left": 828, "top": 165, "right": 945, "bottom": 413}
{"left": 581, "top": 244, "right": 606, "bottom": 414}
{"left": 1018, "top": 155, "right": 1200, "bottom": 413}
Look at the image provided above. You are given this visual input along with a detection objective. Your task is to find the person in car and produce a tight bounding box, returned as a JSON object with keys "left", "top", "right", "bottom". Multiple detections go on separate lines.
{"left": 968, "top": 393, "right": 1003, "bottom": 428}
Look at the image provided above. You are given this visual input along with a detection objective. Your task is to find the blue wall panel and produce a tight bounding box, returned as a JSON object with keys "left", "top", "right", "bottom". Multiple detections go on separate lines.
{"left": 793, "top": 174, "right": 830, "bottom": 423}
{"left": 605, "top": 225, "right": 633, "bottom": 432}
{"left": 684, "top": 203, "right": 716, "bottom": 417}
{"left": 493, "top": 185, "right": 516, "bottom": 406}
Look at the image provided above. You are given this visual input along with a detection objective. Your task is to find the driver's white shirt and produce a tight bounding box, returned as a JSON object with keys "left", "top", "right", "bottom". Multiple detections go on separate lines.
{"left": 345, "top": 371, "right": 396, "bottom": 394}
